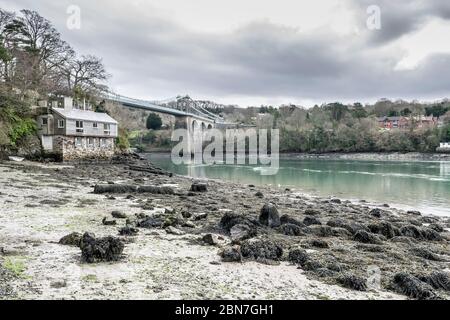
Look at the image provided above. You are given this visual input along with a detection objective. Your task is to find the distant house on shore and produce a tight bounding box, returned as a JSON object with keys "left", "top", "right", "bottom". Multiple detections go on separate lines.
{"left": 437, "top": 142, "right": 450, "bottom": 153}
{"left": 37, "top": 96, "right": 118, "bottom": 161}
{"left": 377, "top": 115, "right": 438, "bottom": 130}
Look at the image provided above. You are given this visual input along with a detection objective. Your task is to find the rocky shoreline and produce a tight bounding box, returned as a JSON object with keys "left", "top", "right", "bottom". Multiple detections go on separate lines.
{"left": 0, "top": 155, "right": 449, "bottom": 300}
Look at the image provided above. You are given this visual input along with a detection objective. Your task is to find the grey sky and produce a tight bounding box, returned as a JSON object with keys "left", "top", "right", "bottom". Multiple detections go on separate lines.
{"left": 1, "top": 0, "right": 450, "bottom": 107}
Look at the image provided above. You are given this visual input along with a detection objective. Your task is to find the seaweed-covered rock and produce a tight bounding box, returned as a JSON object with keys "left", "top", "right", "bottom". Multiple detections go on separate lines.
{"left": 255, "top": 191, "right": 264, "bottom": 198}
{"left": 111, "top": 211, "right": 127, "bottom": 219}
{"left": 190, "top": 183, "right": 208, "bottom": 192}
{"left": 303, "top": 216, "right": 322, "bottom": 226}
{"left": 369, "top": 208, "right": 382, "bottom": 218}
{"left": 102, "top": 217, "right": 117, "bottom": 226}
{"left": 410, "top": 247, "right": 445, "bottom": 261}
{"left": 337, "top": 274, "right": 367, "bottom": 291}
{"left": 353, "top": 230, "right": 382, "bottom": 244}
{"left": 400, "top": 225, "right": 442, "bottom": 241}
{"left": 280, "top": 214, "right": 305, "bottom": 227}
{"left": 219, "top": 213, "right": 255, "bottom": 232}
{"left": 309, "top": 225, "right": 333, "bottom": 237}
{"left": 58, "top": 232, "right": 82, "bottom": 246}
{"left": 80, "top": 232, "right": 124, "bottom": 263}
{"left": 119, "top": 226, "right": 139, "bottom": 236}
{"left": 259, "top": 203, "right": 281, "bottom": 228}
{"left": 230, "top": 224, "right": 256, "bottom": 243}
{"left": 288, "top": 248, "right": 309, "bottom": 265}
{"left": 278, "top": 223, "right": 304, "bottom": 236}
{"left": 428, "top": 223, "right": 444, "bottom": 233}
{"left": 137, "top": 216, "right": 164, "bottom": 228}
{"left": 367, "top": 222, "right": 396, "bottom": 239}
{"left": 309, "top": 239, "right": 329, "bottom": 248}
{"left": 304, "top": 209, "right": 321, "bottom": 216}
{"left": 138, "top": 185, "right": 175, "bottom": 194}
{"left": 93, "top": 184, "right": 137, "bottom": 194}
{"left": 392, "top": 272, "right": 437, "bottom": 300}
{"left": 221, "top": 246, "right": 242, "bottom": 262}
{"left": 417, "top": 272, "right": 450, "bottom": 291}
{"left": 203, "top": 233, "right": 219, "bottom": 246}
{"left": 241, "top": 239, "right": 283, "bottom": 261}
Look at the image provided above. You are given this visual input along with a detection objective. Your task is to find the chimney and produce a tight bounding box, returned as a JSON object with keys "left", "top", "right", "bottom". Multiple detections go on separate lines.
{"left": 64, "top": 97, "right": 73, "bottom": 112}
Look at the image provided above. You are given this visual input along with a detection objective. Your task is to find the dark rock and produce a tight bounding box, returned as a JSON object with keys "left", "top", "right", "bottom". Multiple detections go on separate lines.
{"left": 278, "top": 223, "right": 305, "bottom": 236}
{"left": 255, "top": 191, "right": 264, "bottom": 198}
{"left": 119, "top": 226, "right": 139, "bottom": 236}
{"left": 353, "top": 230, "right": 382, "bottom": 244}
{"left": 230, "top": 224, "right": 256, "bottom": 243}
{"left": 392, "top": 272, "right": 436, "bottom": 300}
{"left": 410, "top": 247, "right": 445, "bottom": 261}
{"left": 58, "top": 232, "right": 82, "bottom": 246}
{"left": 280, "top": 214, "right": 306, "bottom": 227}
{"left": 241, "top": 239, "right": 283, "bottom": 261}
{"left": 417, "top": 272, "right": 450, "bottom": 291}
{"left": 330, "top": 199, "right": 342, "bottom": 204}
{"left": 203, "top": 233, "right": 219, "bottom": 245}
{"left": 315, "top": 268, "right": 336, "bottom": 277}
{"left": 259, "top": 203, "right": 281, "bottom": 228}
{"left": 301, "top": 260, "right": 325, "bottom": 271}
{"left": 138, "top": 185, "right": 174, "bottom": 194}
{"left": 310, "top": 225, "right": 333, "bottom": 237}
{"left": 304, "top": 209, "right": 321, "bottom": 216}
{"left": 428, "top": 224, "right": 444, "bottom": 233}
{"left": 288, "top": 248, "right": 309, "bottom": 265}
{"left": 102, "top": 217, "right": 117, "bottom": 226}
{"left": 407, "top": 210, "right": 422, "bottom": 216}
{"left": 303, "top": 216, "right": 322, "bottom": 226}
{"left": 221, "top": 246, "right": 242, "bottom": 262}
{"left": 94, "top": 184, "right": 137, "bottom": 194}
{"left": 337, "top": 274, "right": 367, "bottom": 291}
{"left": 190, "top": 183, "right": 208, "bottom": 192}
{"left": 421, "top": 228, "right": 443, "bottom": 241}
{"left": 309, "top": 239, "right": 329, "bottom": 248}
{"left": 138, "top": 216, "right": 164, "bottom": 228}
{"left": 369, "top": 208, "right": 382, "bottom": 218}
{"left": 192, "top": 212, "right": 208, "bottom": 221}
{"left": 80, "top": 232, "right": 124, "bottom": 263}
{"left": 367, "top": 222, "right": 396, "bottom": 239}
{"left": 219, "top": 213, "right": 255, "bottom": 232}
{"left": 111, "top": 211, "right": 127, "bottom": 219}
{"left": 400, "top": 225, "right": 442, "bottom": 241}
{"left": 331, "top": 227, "right": 353, "bottom": 238}
{"left": 181, "top": 211, "right": 192, "bottom": 219}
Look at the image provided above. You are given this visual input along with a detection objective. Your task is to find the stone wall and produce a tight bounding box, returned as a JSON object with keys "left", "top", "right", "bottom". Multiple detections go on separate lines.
{"left": 53, "top": 135, "right": 115, "bottom": 161}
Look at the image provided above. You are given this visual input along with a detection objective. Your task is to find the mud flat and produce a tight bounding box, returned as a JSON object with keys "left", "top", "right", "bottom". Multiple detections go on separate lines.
{"left": 0, "top": 155, "right": 449, "bottom": 300}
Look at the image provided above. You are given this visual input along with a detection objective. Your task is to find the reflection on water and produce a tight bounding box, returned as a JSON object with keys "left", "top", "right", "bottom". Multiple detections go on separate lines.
{"left": 146, "top": 153, "right": 450, "bottom": 217}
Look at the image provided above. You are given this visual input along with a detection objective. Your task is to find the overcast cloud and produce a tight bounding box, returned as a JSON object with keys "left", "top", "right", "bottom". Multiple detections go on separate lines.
{"left": 1, "top": 0, "right": 450, "bottom": 106}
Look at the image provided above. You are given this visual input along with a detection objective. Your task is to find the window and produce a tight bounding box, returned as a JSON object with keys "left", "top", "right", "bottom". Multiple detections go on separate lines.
{"left": 103, "top": 123, "right": 111, "bottom": 135}
{"left": 76, "top": 121, "right": 84, "bottom": 133}
{"left": 58, "top": 119, "right": 65, "bottom": 128}
{"left": 75, "top": 137, "right": 83, "bottom": 147}
{"left": 93, "top": 122, "right": 98, "bottom": 128}
{"left": 88, "top": 138, "right": 94, "bottom": 147}
{"left": 100, "top": 138, "right": 106, "bottom": 147}
{"left": 42, "top": 118, "right": 48, "bottom": 126}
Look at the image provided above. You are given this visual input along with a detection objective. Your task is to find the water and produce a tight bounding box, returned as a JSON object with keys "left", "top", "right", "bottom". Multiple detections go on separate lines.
{"left": 145, "top": 153, "right": 450, "bottom": 217}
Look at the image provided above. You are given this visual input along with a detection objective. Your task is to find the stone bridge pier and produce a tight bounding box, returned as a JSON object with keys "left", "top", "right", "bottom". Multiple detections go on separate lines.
{"left": 174, "top": 116, "right": 215, "bottom": 155}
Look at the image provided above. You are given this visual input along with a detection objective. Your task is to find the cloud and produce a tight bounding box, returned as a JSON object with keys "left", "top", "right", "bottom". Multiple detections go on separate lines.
{"left": 2, "top": 0, "right": 450, "bottom": 105}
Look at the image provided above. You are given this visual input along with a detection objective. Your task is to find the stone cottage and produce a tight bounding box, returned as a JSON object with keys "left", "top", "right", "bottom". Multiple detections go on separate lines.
{"left": 37, "top": 96, "right": 118, "bottom": 161}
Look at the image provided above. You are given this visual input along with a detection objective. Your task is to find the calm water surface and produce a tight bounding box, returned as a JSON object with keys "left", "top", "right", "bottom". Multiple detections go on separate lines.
{"left": 146, "top": 153, "right": 450, "bottom": 217}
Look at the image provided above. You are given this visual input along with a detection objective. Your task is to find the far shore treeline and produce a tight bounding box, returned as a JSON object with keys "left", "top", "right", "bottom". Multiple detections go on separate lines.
{"left": 1, "top": 9, "right": 450, "bottom": 157}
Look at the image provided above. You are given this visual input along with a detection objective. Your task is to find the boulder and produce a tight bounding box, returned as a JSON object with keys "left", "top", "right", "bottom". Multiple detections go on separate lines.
{"left": 337, "top": 274, "right": 367, "bottom": 291}
{"left": 367, "top": 222, "right": 396, "bottom": 239}
{"left": 255, "top": 191, "right": 264, "bottom": 198}
{"left": 280, "top": 214, "right": 306, "bottom": 227}
{"left": 137, "top": 216, "right": 164, "bottom": 228}
{"left": 309, "top": 225, "right": 333, "bottom": 237}
{"left": 353, "top": 230, "right": 382, "bottom": 244}
{"left": 102, "top": 217, "right": 117, "bottom": 226}
{"left": 241, "top": 239, "right": 283, "bottom": 261}
{"left": 288, "top": 248, "right": 309, "bottom": 265}
{"left": 259, "top": 203, "right": 281, "bottom": 228}
{"left": 230, "top": 224, "right": 256, "bottom": 243}
{"left": 303, "top": 216, "right": 322, "bottom": 226}
{"left": 220, "top": 246, "right": 242, "bottom": 262}
{"left": 278, "top": 223, "right": 304, "bottom": 236}
{"left": 417, "top": 272, "right": 450, "bottom": 291}
{"left": 369, "top": 208, "right": 383, "bottom": 218}
{"left": 137, "top": 185, "right": 174, "bottom": 194}
{"left": 58, "top": 232, "right": 82, "bottom": 246}
{"left": 304, "top": 209, "right": 321, "bottom": 216}
{"left": 94, "top": 184, "right": 137, "bottom": 194}
{"left": 392, "top": 272, "right": 437, "bottom": 300}
{"left": 202, "top": 233, "right": 219, "bottom": 245}
{"left": 190, "top": 183, "right": 208, "bottom": 192}
{"left": 118, "top": 226, "right": 139, "bottom": 236}
{"left": 111, "top": 211, "right": 127, "bottom": 219}
{"left": 219, "top": 213, "right": 255, "bottom": 232}
{"left": 80, "top": 232, "right": 124, "bottom": 263}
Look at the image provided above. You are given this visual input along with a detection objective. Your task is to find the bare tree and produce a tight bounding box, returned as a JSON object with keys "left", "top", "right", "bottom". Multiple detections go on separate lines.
{"left": 62, "top": 54, "right": 110, "bottom": 92}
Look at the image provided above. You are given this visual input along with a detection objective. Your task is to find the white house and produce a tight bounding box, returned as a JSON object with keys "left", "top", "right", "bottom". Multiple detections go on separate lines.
{"left": 37, "top": 96, "right": 119, "bottom": 161}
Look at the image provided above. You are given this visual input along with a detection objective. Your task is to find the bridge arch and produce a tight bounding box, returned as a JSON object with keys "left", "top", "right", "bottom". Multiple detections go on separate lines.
{"left": 207, "top": 124, "right": 213, "bottom": 130}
